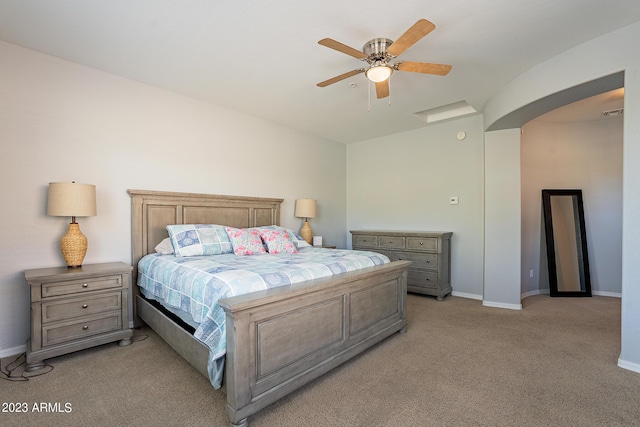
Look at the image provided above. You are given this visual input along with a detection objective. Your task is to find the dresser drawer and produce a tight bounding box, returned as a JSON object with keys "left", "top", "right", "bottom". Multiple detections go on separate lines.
{"left": 42, "top": 275, "right": 122, "bottom": 298}
{"left": 378, "top": 236, "right": 405, "bottom": 249}
{"left": 42, "top": 312, "right": 123, "bottom": 347}
{"left": 393, "top": 252, "right": 438, "bottom": 269}
{"left": 408, "top": 270, "right": 439, "bottom": 290}
{"left": 353, "top": 234, "right": 378, "bottom": 248}
{"left": 406, "top": 237, "right": 438, "bottom": 252}
{"left": 42, "top": 292, "right": 122, "bottom": 323}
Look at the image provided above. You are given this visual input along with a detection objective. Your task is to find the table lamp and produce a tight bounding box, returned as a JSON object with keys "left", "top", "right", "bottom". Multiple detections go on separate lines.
{"left": 295, "top": 199, "right": 317, "bottom": 245}
{"left": 47, "top": 182, "right": 97, "bottom": 267}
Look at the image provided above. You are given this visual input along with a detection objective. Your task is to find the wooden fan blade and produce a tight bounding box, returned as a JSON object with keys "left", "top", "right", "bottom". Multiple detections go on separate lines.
{"left": 318, "top": 38, "right": 368, "bottom": 60}
{"left": 375, "top": 80, "right": 389, "bottom": 99}
{"left": 387, "top": 19, "right": 436, "bottom": 57}
{"left": 317, "top": 69, "right": 365, "bottom": 87}
{"left": 396, "top": 61, "right": 452, "bottom": 76}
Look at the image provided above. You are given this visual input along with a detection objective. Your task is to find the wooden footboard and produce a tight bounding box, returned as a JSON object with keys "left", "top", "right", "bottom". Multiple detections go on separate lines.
{"left": 219, "top": 260, "right": 409, "bottom": 427}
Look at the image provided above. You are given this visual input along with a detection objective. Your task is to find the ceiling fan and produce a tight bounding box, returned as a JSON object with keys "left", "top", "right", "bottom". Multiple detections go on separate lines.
{"left": 317, "top": 19, "right": 452, "bottom": 99}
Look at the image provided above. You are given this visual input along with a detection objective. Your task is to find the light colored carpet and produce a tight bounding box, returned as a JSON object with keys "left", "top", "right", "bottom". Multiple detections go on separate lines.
{"left": 2, "top": 294, "right": 638, "bottom": 427}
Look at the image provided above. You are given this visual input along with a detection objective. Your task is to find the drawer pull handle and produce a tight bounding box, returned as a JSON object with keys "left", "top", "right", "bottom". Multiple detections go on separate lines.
{"left": 82, "top": 283, "right": 88, "bottom": 288}
{"left": 82, "top": 325, "right": 89, "bottom": 330}
{"left": 82, "top": 304, "right": 88, "bottom": 309}
{"left": 420, "top": 242, "right": 424, "bottom": 245}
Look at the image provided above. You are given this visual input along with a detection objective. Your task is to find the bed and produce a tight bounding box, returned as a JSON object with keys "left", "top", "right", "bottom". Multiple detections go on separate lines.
{"left": 129, "top": 189, "right": 410, "bottom": 427}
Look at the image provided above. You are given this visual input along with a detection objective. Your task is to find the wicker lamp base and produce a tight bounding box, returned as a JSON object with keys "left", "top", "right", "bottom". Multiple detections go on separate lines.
{"left": 299, "top": 220, "right": 313, "bottom": 245}
{"left": 60, "top": 223, "right": 88, "bottom": 268}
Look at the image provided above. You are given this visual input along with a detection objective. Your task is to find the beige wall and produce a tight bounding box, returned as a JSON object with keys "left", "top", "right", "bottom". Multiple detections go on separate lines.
{"left": 0, "top": 41, "right": 346, "bottom": 354}
{"left": 483, "top": 129, "right": 522, "bottom": 308}
{"left": 483, "top": 21, "right": 640, "bottom": 371}
{"left": 346, "top": 114, "right": 486, "bottom": 299}
{"left": 521, "top": 117, "right": 623, "bottom": 297}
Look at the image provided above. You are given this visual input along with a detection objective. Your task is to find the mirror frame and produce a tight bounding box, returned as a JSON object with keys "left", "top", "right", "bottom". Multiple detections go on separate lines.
{"left": 542, "top": 189, "right": 592, "bottom": 297}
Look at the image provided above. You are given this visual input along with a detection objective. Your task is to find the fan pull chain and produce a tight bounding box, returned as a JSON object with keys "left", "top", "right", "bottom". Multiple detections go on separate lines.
{"left": 366, "top": 78, "right": 392, "bottom": 111}
{"left": 388, "top": 78, "right": 391, "bottom": 106}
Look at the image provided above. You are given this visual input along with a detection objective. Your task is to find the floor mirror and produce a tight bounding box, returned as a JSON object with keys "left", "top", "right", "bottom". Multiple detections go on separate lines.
{"left": 542, "top": 189, "right": 592, "bottom": 297}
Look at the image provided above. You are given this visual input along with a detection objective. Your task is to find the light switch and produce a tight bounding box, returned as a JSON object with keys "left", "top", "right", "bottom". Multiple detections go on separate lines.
{"left": 449, "top": 196, "right": 459, "bottom": 205}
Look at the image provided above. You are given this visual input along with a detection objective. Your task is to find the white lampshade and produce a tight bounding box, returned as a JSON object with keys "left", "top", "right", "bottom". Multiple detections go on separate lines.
{"left": 295, "top": 199, "right": 317, "bottom": 219}
{"left": 365, "top": 65, "right": 393, "bottom": 83}
{"left": 47, "top": 182, "right": 96, "bottom": 268}
{"left": 48, "top": 182, "right": 97, "bottom": 217}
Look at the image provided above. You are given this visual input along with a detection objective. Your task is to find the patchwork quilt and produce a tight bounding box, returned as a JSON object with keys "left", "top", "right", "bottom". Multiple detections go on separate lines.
{"left": 137, "top": 247, "right": 389, "bottom": 388}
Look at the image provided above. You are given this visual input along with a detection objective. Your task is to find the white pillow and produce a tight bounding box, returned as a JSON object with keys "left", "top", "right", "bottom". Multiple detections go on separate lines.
{"left": 154, "top": 238, "right": 174, "bottom": 255}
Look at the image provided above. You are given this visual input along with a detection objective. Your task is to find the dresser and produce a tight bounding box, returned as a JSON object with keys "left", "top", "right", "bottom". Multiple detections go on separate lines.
{"left": 24, "top": 262, "right": 133, "bottom": 371}
{"left": 351, "top": 230, "right": 452, "bottom": 300}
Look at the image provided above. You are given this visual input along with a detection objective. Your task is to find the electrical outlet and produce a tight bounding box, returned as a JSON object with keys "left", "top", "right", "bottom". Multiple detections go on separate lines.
{"left": 529, "top": 269, "right": 534, "bottom": 278}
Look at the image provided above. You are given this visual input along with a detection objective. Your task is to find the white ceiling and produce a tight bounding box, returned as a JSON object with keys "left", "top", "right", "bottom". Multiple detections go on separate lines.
{"left": 1, "top": 1, "right": 638, "bottom": 143}
{"left": 534, "top": 88, "right": 625, "bottom": 124}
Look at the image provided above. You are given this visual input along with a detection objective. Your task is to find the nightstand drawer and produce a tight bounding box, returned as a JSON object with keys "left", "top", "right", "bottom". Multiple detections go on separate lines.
{"left": 42, "top": 292, "right": 122, "bottom": 323}
{"left": 42, "top": 312, "right": 123, "bottom": 347}
{"left": 378, "top": 236, "right": 406, "bottom": 249}
{"left": 42, "top": 275, "right": 122, "bottom": 297}
{"left": 394, "top": 251, "right": 438, "bottom": 269}
{"left": 406, "top": 237, "right": 438, "bottom": 252}
{"left": 408, "top": 270, "right": 439, "bottom": 290}
{"left": 353, "top": 234, "right": 378, "bottom": 248}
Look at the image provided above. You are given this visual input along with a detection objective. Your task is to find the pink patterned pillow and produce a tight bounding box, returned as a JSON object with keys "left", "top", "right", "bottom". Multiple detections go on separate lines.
{"left": 259, "top": 228, "right": 298, "bottom": 254}
{"left": 225, "top": 227, "right": 267, "bottom": 256}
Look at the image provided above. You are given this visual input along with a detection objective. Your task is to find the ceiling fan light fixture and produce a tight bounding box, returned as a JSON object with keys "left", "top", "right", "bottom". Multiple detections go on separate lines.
{"left": 365, "top": 65, "right": 393, "bottom": 82}
{"left": 317, "top": 19, "right": 451, "bottom": 98}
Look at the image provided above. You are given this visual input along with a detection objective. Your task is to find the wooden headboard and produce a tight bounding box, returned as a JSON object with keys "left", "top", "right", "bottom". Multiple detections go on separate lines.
{"left": 128, "top": 189, "right": 284, "bottom": 277}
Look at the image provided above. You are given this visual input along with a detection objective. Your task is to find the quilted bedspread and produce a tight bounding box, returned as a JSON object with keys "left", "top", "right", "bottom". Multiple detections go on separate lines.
{"left": 137, "top": 247, "right": 389, "bottom": 388}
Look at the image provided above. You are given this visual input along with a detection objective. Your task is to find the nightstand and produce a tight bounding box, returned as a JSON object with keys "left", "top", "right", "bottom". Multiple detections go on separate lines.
{"left": 24, "top": 262, "right": 133, "bottom": 371}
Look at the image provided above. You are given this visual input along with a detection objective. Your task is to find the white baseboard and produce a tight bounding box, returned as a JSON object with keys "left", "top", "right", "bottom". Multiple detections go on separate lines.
{"left": 0, "top": 344, "right": 26, "bottom": 358}
{"left": 618, "top": 357, "right": 640, "bottom": 374}
{"left": 483, "top": 300, "right": 522, "bottom": 310}
{"left": 593, "top": 290, "right": 622, "bottom": 298}
{"left": 521, "top": 289, "right": 549, "bottom": 299}
{"left": 522, "top": 289, "right": 621, "bottom": 299}
{"left": 452, "top": 291, "right": 523, "bottom": 309}
{"left": 451, "top": 291, "right": 483, "bottom": 300}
